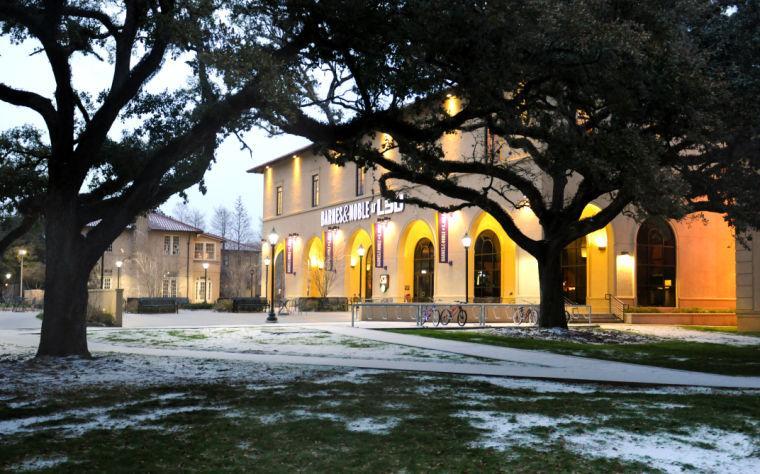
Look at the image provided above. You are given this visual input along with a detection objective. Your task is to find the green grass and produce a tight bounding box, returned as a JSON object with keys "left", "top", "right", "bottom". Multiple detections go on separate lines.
{"left": 387, "top": 329, "right": 760, "bottom": 376}
{"left": 681, "top": 325, "right": 760, "bottom": 337}
{"left": 1, "top": 370, "right": 758, "bottom": 472}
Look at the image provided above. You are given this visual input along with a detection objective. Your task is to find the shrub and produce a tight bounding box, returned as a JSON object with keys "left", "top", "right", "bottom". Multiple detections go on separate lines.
{"left": 185, "top": 302, "right": 214, "bottom": 310}
{"left": 214, "top": 299, "right": 233, "bottom": 312}
{"left": 86, "top": 307, "right": 116, "bottom": 327}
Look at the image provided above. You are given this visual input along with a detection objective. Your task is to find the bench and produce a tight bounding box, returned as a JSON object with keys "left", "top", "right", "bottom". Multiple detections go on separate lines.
{"left": 127, "top": 297, "right": 178, "bottom": 314}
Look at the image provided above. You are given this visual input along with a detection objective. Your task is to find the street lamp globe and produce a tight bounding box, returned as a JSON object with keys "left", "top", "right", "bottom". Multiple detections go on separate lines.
{"left": 18, "top": 249, "right": 27, "bottom": 257}
{"left": 268, "top": 227, "right": 279, "bottom": 246}
{"left": 202, "top": 262, "right": 210, "bottom": 270}
{"left": 263, "top": 256, "right": 271, "bottom": 266}
{"left": 115, "top": 260, "right": 123, "bottom": 268}
{"left": 357, "top": 244, "right": 365, "bottom": 257}
{"left": 5, "top": 273, "right": 10, "bottom": 280}
{"left": 461, "top": 233, "right": 472, "bottom": 249}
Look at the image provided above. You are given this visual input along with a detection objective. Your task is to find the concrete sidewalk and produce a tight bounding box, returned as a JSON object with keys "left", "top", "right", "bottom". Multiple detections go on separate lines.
{"left": 3, "top": 325, "right": 760, "bottom": 389}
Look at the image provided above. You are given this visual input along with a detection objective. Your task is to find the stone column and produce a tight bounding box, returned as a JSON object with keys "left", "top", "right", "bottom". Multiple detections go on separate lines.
{"left": 736, "top": 233, "right": 760, "bottom": 331}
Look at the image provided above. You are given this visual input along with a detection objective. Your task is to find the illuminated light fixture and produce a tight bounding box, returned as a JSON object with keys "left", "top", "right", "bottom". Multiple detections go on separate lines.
{"left": 4, "top": 273, "right": 10, "bottom": 280}
{"left": 292, "top": 154, "right": 299, "bottom": 160}
{"left": 421, "top": 269, "right": 428, "bottom": 275}
{"left": 357, "top": 244, "right": 366, "bottom": 258}
{"left": 268, "top": 227, "right": 279, "bottom": 246}
{"left": 350, "top": 257, "right": 357, "bottom": 268}
{"left": 202, "top": 262, "right": 209, "bottom": 270}
{"left": 263, "top": 256, "right": 271, "bottom": 266}
{"left": 310, "top": 255, "right": 319, "bottom": 268}
{"left": 317, "top": 261, "right": 325, "bottom": 270}
{"left": 115, "top": 260, "right": 123, "bottom": 268}
{"left": 461, "top": 232, "right": 472, "bottom": 249}
{"left": 18, "top": 249, "right": 27, "bottom": 257}
{"left": 587, "top": 229, "right": 607, "bottom": 250}
{"left": 664, "top": 279, "right": 673, "bottom": 288}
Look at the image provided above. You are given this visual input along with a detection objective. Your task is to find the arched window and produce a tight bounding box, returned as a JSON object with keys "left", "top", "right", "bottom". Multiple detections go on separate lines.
{"left": 474, "top": 230, "right": 501, "bottom": 301}
{"left": 561, "top": 237, "right": 587, "bottom": 304}
{"left": 636, "top": 218, "right": 676, "bottom": 307}
{"left": 413, "top": 238, "right": 435, "bottom": 302}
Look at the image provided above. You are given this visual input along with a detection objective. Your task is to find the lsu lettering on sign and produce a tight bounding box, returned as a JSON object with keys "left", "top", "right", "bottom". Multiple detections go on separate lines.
{"left": 320, "top": 194, "right": 404, "bottom": 227}
{"left": 438, "top": 213, "right": 449, "bottom": 263}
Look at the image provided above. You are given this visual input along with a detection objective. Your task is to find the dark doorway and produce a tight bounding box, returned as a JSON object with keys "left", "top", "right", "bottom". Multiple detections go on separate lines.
{"left": 365, "top": 245, "right": 373, "bottom": 300}
{"left": 561, "top": 237, "right": 587, "bottom": 304}
{"left": 636, "top": 218, "right": 676, "bottom": 307}
{"left": 413, "top": 238, "right": 435, "bottom": 302}
{"left": 474, "top": 230, "right": 501, "bottom": 302}
{"left": 274, "top": 251, "right": 285, "bottom": 303}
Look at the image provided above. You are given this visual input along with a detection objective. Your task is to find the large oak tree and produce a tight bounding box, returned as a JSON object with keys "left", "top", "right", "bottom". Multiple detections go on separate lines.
{"left": 258, "top": 0, "right": 760, "bottom": 327}
{"left": 0, "top": 0, "right": 318, "bottom": 356}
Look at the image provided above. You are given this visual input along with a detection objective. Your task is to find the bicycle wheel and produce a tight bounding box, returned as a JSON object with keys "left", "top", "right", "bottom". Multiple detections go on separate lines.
{"left": 528, "top": 308, "right": 538, "bottom": 325}
{"left": 457, "top": 308, "right": 467, "bottom": 327}
{"left": 512, "top": 308, "right": 522, "bottom": 325}
{"left": 432, "top": 308, "right": 441, "bottom": 326}
{"left": 565, "top": 310, "right": 572, "bottom": 324}
{"left": 439, "top": 308, "right": 452, "bottom": 326}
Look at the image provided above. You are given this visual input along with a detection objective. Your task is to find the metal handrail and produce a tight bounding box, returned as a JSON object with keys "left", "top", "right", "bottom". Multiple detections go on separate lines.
{"left": 350, "top": 301, "right": 594, "bottom": 327}
{"left": 604, "top": 293, "right": 628, "bottom": 321}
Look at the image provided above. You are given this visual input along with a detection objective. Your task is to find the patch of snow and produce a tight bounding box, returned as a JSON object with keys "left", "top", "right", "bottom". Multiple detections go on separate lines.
{"left": 455, "top": 409, "right": 760, "bottom": 473}
{"left": 600, "top": 324, "right": 760, "bottom": 347}
{"left": 313, "top": 369, "right": 380, "bottom": 385}
{"left": 9, "top": 456, "right": 68, "bottom": 471}
{"left": 566, "top": 427, "right": 760, "bottom": 473}
{"left": 346, "top": 417, "right": 400, "bottom": 434}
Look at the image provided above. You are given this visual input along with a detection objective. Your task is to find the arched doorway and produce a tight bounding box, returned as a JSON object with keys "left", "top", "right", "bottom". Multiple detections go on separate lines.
{"left": 365, "top": 245, "right": 373, "bottom": 300}
{"left": 413, "top": 238, "right": 435, "bottom": 302}
{"left": 474, "top": 230, "right": 501, "bottom": 302}
{"left": 561, "top": 237, "right": 587, "bottom": 304}
{"left": 637, "top": 218, "right": 676, "bottom": 307}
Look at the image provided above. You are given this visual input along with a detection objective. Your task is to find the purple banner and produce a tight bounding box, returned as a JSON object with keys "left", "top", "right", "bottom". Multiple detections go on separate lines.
{"left": 285, "top": 236, "right": 294, "bottom": 274}
{"left": 438, "top": 213, "right": 449, "bottom": 263}
{"left": 375, "top": 222, "right": 384, "bottom": 268}
{"left": 325, "top": 230, "right": 334, "bottom": 271}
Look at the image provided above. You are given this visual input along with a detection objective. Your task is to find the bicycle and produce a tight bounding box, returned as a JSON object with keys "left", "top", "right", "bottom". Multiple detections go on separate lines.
{"left": 419, "top": 305, "right": 441, "bottom": 327}
{"left": 512, "top": 305, "right": 538, "bottom": 325}
{"left": 440, "top": 302, "right": 468, "bottom": 327}
{"left": 565, "top": 307, "right": 586, "bottom": 324}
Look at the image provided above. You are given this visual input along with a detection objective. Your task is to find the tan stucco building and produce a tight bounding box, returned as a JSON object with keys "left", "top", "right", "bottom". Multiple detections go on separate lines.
{"left": 91, "top": 212, "right": 223, "bottom": 303}
{"left": 250, "top": 98, "right": 737, "bottom": 317}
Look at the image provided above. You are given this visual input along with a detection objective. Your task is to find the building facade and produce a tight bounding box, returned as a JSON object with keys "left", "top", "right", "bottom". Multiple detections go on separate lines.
{"left": 90, "top": 212, "right": 223, "bottom": 303}
{"left": 220, "top": 240, "right": 262, "bottom": 298}
{"left": 251, "top": 127, "right": 736, "bottom": 315}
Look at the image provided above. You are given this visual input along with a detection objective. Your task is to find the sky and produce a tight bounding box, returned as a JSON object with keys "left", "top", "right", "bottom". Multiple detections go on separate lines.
{"left": 0, "top": 37, "right": 310, "bottom": 230}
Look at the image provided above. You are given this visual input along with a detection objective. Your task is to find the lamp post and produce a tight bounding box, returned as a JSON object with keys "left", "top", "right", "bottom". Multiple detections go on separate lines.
{"left": 202, "top": 262, "right": 209, "bottom": 303}
{"left": 115, "top": 260, "right": 123, "bottom": 289}
{"left": 18, "top": 249, "right": 27, "bottom": 300}
{"left": 267, "top": 228, "right": 279, "bottom": 322}
{"left": 461, "top": 233, "right": 471, "bottom": 303}
{"left": 250, "top": 268, "right": 255, "bottom": 297}
{"left": 263, "top": 256, "right": 271, "bottom": 305}
{"left": 357, "top": 244, "right": 365, "bottom": 303}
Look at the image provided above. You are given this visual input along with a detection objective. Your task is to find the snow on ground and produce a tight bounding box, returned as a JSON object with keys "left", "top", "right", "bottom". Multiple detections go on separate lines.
{"left": 0, "top": 342, "right": 338, "bottom": 396}
{"left": 87, "top": 326, "right": 495, "bottom": 364}
{"left": 456, "top": 410, "right": 760, "bottom": 473}
{"left": 484, "top": 324, "right": 760, "bottom": 346}
{"left": 600, "top": 324, "right": 760, "bottom": 346}
{"left": 8, "top": 456, "right": 69, "bottom": 472}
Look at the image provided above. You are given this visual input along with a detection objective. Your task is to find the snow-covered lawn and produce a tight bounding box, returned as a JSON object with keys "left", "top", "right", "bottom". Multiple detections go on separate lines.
{"left": 600, "top": 323, "right": 760, "bottom": 346}
{"left": 87, "top": 326, "right": 497, "bottom": 364}
{"left": 1, "top": 342, "right": 759, "bottom": 473}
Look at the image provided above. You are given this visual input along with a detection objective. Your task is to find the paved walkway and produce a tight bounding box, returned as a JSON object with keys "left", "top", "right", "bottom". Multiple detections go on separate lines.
{"left": 2, "top": 323, "right": 760, "bottom": 389}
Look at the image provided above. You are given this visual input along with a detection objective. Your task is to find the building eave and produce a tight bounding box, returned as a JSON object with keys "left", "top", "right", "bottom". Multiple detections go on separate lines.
{"left": 247, "top": 143, "right": 320, "bottom": 174}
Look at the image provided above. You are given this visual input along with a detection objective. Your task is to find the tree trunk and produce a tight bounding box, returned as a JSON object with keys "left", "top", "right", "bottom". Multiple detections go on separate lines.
{"left": 537, "top": 248, "right": 568, "bottom": 329}
{"left": 36, "top": 207, "right": 92, "bottom": 357}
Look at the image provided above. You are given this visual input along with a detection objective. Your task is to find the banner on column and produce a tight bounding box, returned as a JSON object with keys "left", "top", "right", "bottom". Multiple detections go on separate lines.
{"left": 325, "top": 230, "right": 334, "bottom": 271}
{"left": 285, "top": 236, "right": 294, "bottom": 274}
{"left": 374, "top": 222, "right": 384, "bottom": 268}
{"left": 438, "top": 213, "right": 449, "bottom": 263}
